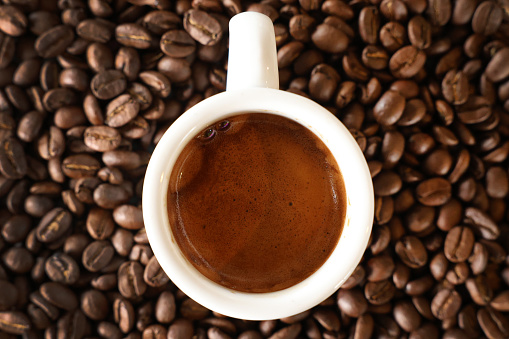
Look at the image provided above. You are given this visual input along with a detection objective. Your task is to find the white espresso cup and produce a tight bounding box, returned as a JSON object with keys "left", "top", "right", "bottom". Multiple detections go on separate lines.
{"left": 143, "top": 12, "right": 374, "bottom": 320}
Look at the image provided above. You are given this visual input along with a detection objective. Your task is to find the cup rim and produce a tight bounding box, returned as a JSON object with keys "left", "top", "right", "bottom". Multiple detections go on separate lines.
{"left": 142, "top": 88, "right": 374, "bottom": 320}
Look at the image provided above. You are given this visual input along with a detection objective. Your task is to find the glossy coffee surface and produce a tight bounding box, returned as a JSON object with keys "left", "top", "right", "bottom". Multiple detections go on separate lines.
{"left": 167, "top": 113, "right": 346, "bottom": 292}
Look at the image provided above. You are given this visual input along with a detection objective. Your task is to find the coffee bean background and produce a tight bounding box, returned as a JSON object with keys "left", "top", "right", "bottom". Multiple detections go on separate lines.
{"left": 0, "top": 0, "right": 508, "bottom": 338}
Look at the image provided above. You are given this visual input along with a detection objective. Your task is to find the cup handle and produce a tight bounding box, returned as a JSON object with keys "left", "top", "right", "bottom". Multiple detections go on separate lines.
{"left": 226, "top": 12, "right": 279, "bottom": 91}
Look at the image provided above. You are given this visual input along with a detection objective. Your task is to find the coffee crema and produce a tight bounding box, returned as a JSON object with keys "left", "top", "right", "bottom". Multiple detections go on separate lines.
{"left": 167, "top": 113, "right": 346, "bottom": 293}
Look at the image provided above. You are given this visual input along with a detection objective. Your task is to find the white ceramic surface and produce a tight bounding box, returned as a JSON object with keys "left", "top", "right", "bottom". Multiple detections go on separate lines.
{"left": 142, "top": 12, "right": 374, "bottom": 320}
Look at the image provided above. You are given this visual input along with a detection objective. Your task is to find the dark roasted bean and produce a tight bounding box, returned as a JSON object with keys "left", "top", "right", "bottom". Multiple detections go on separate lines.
{"left": 0, "top": 311, "right": 31, "bottom": 334}
{"left": 118, "top": 261, "right": 147, "bottom": 299}
{"left": 0, "top": 5, "right": 27, "bottom": 37}
{"left": 82, "top": 240, "right": 114, "bottom": 272}
{"left": 395, "top": 236, "right": 428, "bottom": 268}
{"left": 40, "top": 282, "right": 78, "bottom": 311}
{"left": 115, "top": 24, "right": 153, "bottom": 49}
{"left": 184, "top": 9, "right": 222, "bottom": 46}
{"left": 45, "top": 252, "right": 79, "bottom": 285}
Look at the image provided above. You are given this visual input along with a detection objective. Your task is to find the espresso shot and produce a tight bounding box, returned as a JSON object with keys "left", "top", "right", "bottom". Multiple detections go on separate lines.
{"left": 167, "top": 113, "right": 347, "bottom": 292}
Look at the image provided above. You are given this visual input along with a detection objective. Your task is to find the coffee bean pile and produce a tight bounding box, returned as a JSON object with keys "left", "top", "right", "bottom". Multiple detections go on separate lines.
{"left": 0, "top": 0, "right": 508, "bottom": 338}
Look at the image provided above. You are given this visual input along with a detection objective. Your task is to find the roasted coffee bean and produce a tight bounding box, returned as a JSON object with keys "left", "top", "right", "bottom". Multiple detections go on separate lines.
{"left": 74, "top": 177, "right": 101, "bottom": 204}
{"left": 337, "top": 288, "right": 367, "bottom": 318}
{"left": 342, "top": 265, "right": 365, "bottom": 289}
{"left": 444, "top": 226, "right": 475, "bottom": 263}
{"left": 83, "top": 126, "right": 121, "bottom": 152}
{"left": 76, "top": 19, "right": 114, "bottom": 43}
{"left": 0, "top": 137, "right": 27, "bottom": 179}
{"left": 464, "top": 207, "right": 500, "bottom": 240}
{"left": 2, "top": 214, "right": 31, "bottom": 243}
{"left": 62, "top": 190, "right": 84, "bottom": 215}
{"left": 115, "top": 23, "right": 152, "bottom": 49}
{"left": 477, "top": 307, "right": 509, "bottom": 339}
{"left": 141, "top": 10, "right": 180, "bottom": 34}
{"left": 91, "top": 273, "right": 117, "bottom": 291}
{"left": 54, "top": 106, "right": 87, "bottom": 130}
{"left": 366, "top": 255, "right": 395, "bottom": 282}
{"left": 442, "top": 70, "right": 469, "bottom": 105}
{"left": 35, "top": 208, "right": 72, "bottom": 243}
{"left": 278, "top": 41, "right": 304, "bottom": 69}
{"left": 0, "top": 33, "right": 14, "bottom": 69}
{"left": 93, "top": 183, "right": 130, "bottom": 209}
{"left": 379, "top": 0, "right": 408, "bottom": 21}
{"left": 155, "top": 291, "right": 176, "bottom": 324}
{"left": 405, "top": 275, "right": 434, "bottom": 296}
{"left": 373, "top": 90, "right": 405, "bottom": 126}
{"left": 91, "top": 70, "right": 127, "bottom": 100}
{"left": 180, "top": 298, "right": 210, "bottom": 320}
{"left": 457, "top": 304, "right": 480, "bottom": 336}
{"left": 466, "top": 275, "right": 492, "bottom": 306}
{"left": 358, "top": 7, "right": 379, "bottom": 45}
{"left": 379, "top": 21, "right": 407, "bottom": 52}
{"left": 395, "top": 236, "right": 427, "bottom": 268}
{"left": 2, "top": 246, "right": 33, "bottom": 273}
{"left": 373, "top": 171, "right": 402, "bottom": 196}
{"left": 415, "top": 177, "right": 451, "bottom": 206}
{"left": 0, "top": 5, "right": 27, "bottom": 37}
{"left": 362, "top": 46, "right": 389, "bottom": 72}
{"left": 423, "top": 148, "right": 452, "bottom": 175}
{"left": 431, "top": 289, "right": 461, "bottom": 321}
{"left": 485, "top": 166, "right": 508, "bottom": 198}
{"left": 0, "top": 311, "right": 31, "bottom": 334}
{"left": 491, "top": 291, "right": 509, "bottom": 312}
{"left": 445, "top": 262, "right": 469, "bottom": 285}
{"left": 158, "top": 56, "right": 192, "bottom": 83}
{"left": 113, "top": 296, "right": 135, "bottom": 333}
{"left": 101, "top": 151, "right": 141, "bottom": 172}
{"left": 110, "top": 228, "right": 132, "bottom": 258}
{"left": 115, "top": 47, "right": 140, "bottom": 82}
{"left": 82, "top": 240, "right": 114, "bottom": 272}
{"left": 468, "top": 242, "right": 488, "bottom": 275}
{"left": 308, "top": 64, "right": 339, "bottom": 103}
{"left": 118, "top": 261, "right": 147, "bottom": 299}
{"left": 143, "top": 324, "right": 167, "bottom": 339}
{"left": 97, "top": 321, "right": 122, "bottom": 338}
{"left": 472, "top": 1, "right": 503, "bottom": 36}
{"left": 143, "top": 255, "right": 169, "bottom": 287}
{"left": 14, "top": 59, "right": 41, "bottom": 86}
{"left": 184, "top": 9, "right": 222, "bottom": 46}
{"left": 86, "top": 208, "right": 115, "bottom": 240}
{"left": 389, "top": 46, "right": 426, "bottom": 79}
{"left": 393, "top": 300, "right": 421, "bottom": 332}
{"left": 104, "top": 94, "right": 139, "bottom": 128}
{"left": 45, "top": 252, "right": 79, "bottom": 285}
{"left": 80, "top": 289, "right": 108, "bottom": 321}
{"left": 408, "top": 16, "right": 431, "bottom": 49}
{"left": 486, "top": 47, "right": 509, "bottom": 83}
{"left": 311, "top": 23, "right": 349, "bottom": 54}
{"left": 139, "top": 71, "right": 171, "bottom": 98}
{"left": 35, "top": 25, "right": 74, "bottom": 58}
{"left": 364, "top": 280, "right": 395, "bottom": 305}
{"left": 62, "top": 154, "right": 101, "bottom": 179}
{"left": 40, "top": 282, "right": 78, "bottom": 311}
{"left": 59, "top": 68, "right": 89, "bottom": 92}
{"left": 342, "top": 51, "right": 369, "bottom": 82}
{"left": 426, "top": 0, "right": 452, "bottom": 26}
{"left": 289, "top": 14, "right": 315, "bottom": 42}
{"left": 17, "top": 111, "right": 43, "bottom": 143}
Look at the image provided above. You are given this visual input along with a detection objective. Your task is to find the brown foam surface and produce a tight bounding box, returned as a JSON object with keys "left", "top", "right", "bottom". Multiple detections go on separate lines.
{"left": 167, "top": 113, "right": 346, "bottom": 293}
